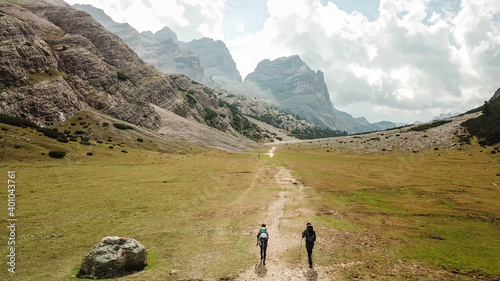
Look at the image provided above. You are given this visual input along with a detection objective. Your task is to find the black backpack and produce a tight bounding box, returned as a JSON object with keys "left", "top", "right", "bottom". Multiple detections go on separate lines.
{"left": 306, "top": 230, "right": 316, "bottom": 243}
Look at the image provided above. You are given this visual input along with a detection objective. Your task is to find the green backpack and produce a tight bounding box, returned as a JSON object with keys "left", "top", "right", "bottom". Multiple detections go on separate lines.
{"left": 259, "top": 227, "right": 268, "bottom": 245}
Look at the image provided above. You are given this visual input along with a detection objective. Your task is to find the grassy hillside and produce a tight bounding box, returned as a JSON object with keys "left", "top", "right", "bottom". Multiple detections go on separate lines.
{"left": 462, "top": 99, "right": 500, "bottom": 146}
{"left": 0, "top": 117, "right": 278, "bottom": 280}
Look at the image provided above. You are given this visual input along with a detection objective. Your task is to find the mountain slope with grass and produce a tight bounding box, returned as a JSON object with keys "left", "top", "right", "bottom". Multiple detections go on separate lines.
{"left": 0, "top": 0, "right": 267, "bottom": 150}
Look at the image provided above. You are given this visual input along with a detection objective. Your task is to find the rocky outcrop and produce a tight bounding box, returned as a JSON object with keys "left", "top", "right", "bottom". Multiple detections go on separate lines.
{"left": 75, "top": 5, "right": 242, "bottom": 83}
{"left": 245, "top": 55, "right": 379, "bottom": 134}
{"left": 489, "top": 87, "right": 500, "bottom": 103}
{"left": 76, "top": 236, "right": 147, "bottom": 279}
{"left": 180, "top": 38, "right": 242, "bottom": 82}
{"left": 73, "top": 4, "right": 204, "bottom": 82}
{"left": 217, "top": 90, "right": 316, "bottom": 132}
{"left": 0, "top": 1, "right": 254, "bottom": 141}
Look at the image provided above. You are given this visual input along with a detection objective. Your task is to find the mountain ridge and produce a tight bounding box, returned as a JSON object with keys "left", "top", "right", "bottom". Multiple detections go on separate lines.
{"left": 71, "top": 4, "right": 399, "bottom": 135}
{"left": 245, "top": 55, "right": 386, "bottom": 134}
{"left": 0, "top": 0, "right": 266, "bottom": 151}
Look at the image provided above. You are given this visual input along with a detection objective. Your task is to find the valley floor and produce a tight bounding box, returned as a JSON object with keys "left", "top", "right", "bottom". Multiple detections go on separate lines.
{"left": 0, "top": 121, "right": 499, "bottom": 280}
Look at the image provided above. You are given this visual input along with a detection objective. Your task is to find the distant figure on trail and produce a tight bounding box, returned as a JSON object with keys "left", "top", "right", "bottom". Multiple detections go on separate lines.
{"left": 256, "top": 224, "right": 269, "bottom": 265}
{"left": 302, "top": 222, "right": 316, "bottom": 269}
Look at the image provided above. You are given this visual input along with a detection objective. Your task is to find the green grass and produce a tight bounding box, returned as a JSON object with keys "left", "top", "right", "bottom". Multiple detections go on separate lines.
{"left": 276, "top": 144, "right": 500, "bottom": 279}
{"left": 2, "top": 110, "right": 499, "bottom": 280}
{"left": 0, "top": 113, "right": 281, "bottom": 280}
{"left": 0, "top": 149, "right": 275, "bottom": 280}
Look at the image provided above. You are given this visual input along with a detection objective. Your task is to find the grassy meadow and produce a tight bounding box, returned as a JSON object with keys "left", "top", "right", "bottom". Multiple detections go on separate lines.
{"left": 0, "top": 116, "right": 281, "bottom": 280}
{"left": 0, "top": 112, "right": 499, "bottom": 280}
{"left": 275, "top": 142, "right": 500, "bottom": 280}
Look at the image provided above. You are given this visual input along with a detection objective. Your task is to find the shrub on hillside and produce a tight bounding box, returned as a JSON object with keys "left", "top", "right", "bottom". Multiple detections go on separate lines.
{"left": 137, "top": 138, "right": 144, "bottom": 142}
{"left": 102, "top": 122, "right": 109, "bottom": 127}
{"left": 37, "top": 128, "right": 66, "bottom": 139}
{"left": 0, "top": 114, "right": 38, "bottom": 128}
{"left": 79, "top": 140, "right": 91, "bottom": 146}
{"left": 57, "top": 137, "right": 69, "bottom": 143}
{"left": 187, "top": 93, "right": 197, "bottom": 108}
{"left": 204, "top": 107, "right": 218, "bottom": 121}
{"left": 117, "top": 72, "right": 130, "bottom": 81}
{"left": 49, "top": 150, "right": 66, "bottom": 159}
{"left": 113, "top": 123, "right": 133, "bottom": 130}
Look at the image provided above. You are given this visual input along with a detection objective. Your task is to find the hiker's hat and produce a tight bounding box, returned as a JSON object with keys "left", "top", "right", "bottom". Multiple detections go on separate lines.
{"left": 307, "top": 222, "right": 312, "bottom": 226}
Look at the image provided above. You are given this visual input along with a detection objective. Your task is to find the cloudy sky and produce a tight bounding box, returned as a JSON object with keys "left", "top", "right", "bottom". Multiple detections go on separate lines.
{"left": 63, "top": 0, "right": 500, "bottom": 123}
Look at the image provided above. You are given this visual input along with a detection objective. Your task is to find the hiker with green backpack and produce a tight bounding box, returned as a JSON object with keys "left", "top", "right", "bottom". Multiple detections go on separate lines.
{"left": 256, "top": 224, "right": 269, "bottom": 265}
{"left": 302, "top": 222, "right": 316, "bottom": 268}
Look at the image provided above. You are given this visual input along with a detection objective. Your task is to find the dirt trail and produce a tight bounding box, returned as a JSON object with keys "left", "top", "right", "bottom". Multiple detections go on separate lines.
{"left": 236, "top": 147, "right": 332, "bottom": 281}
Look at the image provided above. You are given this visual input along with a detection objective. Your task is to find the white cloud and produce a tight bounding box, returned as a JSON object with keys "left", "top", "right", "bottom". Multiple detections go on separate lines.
{"left": 235, "top": 21, "right": 245, "bottom": 33}
{"left": 64, "top": 0, "right": 226, "bottom": 40}
{"left": 228, "top": 0, "right": 499, "bottom": 123}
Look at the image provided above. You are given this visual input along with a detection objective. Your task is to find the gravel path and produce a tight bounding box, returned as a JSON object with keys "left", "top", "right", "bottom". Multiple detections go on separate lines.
{"left": 236, "top": 148, "right": 332, "bottom": 281}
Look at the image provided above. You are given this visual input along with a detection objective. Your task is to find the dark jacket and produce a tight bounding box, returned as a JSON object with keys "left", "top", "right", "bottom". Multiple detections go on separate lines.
{"left": 302, "top": 225, "right": 316, "bottom": 245}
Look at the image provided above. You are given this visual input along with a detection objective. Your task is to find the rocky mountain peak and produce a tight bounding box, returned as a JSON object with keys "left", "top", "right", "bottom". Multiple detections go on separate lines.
{"left": 180, "top": 37, "right": 242, "bottom": 82}
{"left": 245, "top": 55, "right": 380, "bottom": 133}
{"left": 72, "top": 4, "right": 204, "bottom": 82}
{"left": 150, "top": 26, "right": 178, "bottom": 42}
{"left": 0, "top": 0, "right": 262, "bottom": 147}
{"left": 245, "top": 55, "right": 337, "bottom": 128}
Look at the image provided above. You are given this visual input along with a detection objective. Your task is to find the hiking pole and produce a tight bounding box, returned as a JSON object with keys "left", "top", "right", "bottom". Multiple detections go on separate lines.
{"left": 299, "top": 237, "right": 303, "bottom": 260}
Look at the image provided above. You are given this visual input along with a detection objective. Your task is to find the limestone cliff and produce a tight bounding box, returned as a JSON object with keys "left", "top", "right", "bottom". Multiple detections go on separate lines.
{"left": 180, "top": 38, "right": 242, "bottom": 82}
{"left": 245, "top": 55, "right": 380, "bottom": 133}
{"left": 0, "top": 0, "right": 253, "bottom": 140}
{"left": 72, "top": 4, "right": 204, "bottom": 82}
{"left": 489, "top": 88, "right": 500, "bottom": 103}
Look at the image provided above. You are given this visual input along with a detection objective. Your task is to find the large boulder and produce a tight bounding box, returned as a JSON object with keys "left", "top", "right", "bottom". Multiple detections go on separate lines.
{"left": 76, "top": 236, "right": 147, "bottom": 279}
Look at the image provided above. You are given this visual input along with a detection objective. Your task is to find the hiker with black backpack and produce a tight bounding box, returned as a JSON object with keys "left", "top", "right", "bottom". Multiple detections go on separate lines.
{"left": 302, "top": 222, "right": 316, "bottom": 268}
{"left": 256, "top": 224, "right": 269, "bottom": 265}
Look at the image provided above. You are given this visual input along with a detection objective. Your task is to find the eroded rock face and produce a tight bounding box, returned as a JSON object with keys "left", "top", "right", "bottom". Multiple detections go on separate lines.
{"left": 245, "top": 55, "right": 380, "bottom": 134}
{"left": 180, "top": 37, "right": 242, "bottom": 82}
{"left": 0, "top": 1, "right": 246, "bottom": 136}
{"left": 490, "top": 88, "right": 500, "bottom": 103}
{"left": 245, "top": 55, "right": 339, "bottom": 129}
{"left": 72, "top": 4, "right": 205, "bottom": 82}
{"left": 76, "top": 236, "right": 147, "bottom": 279}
